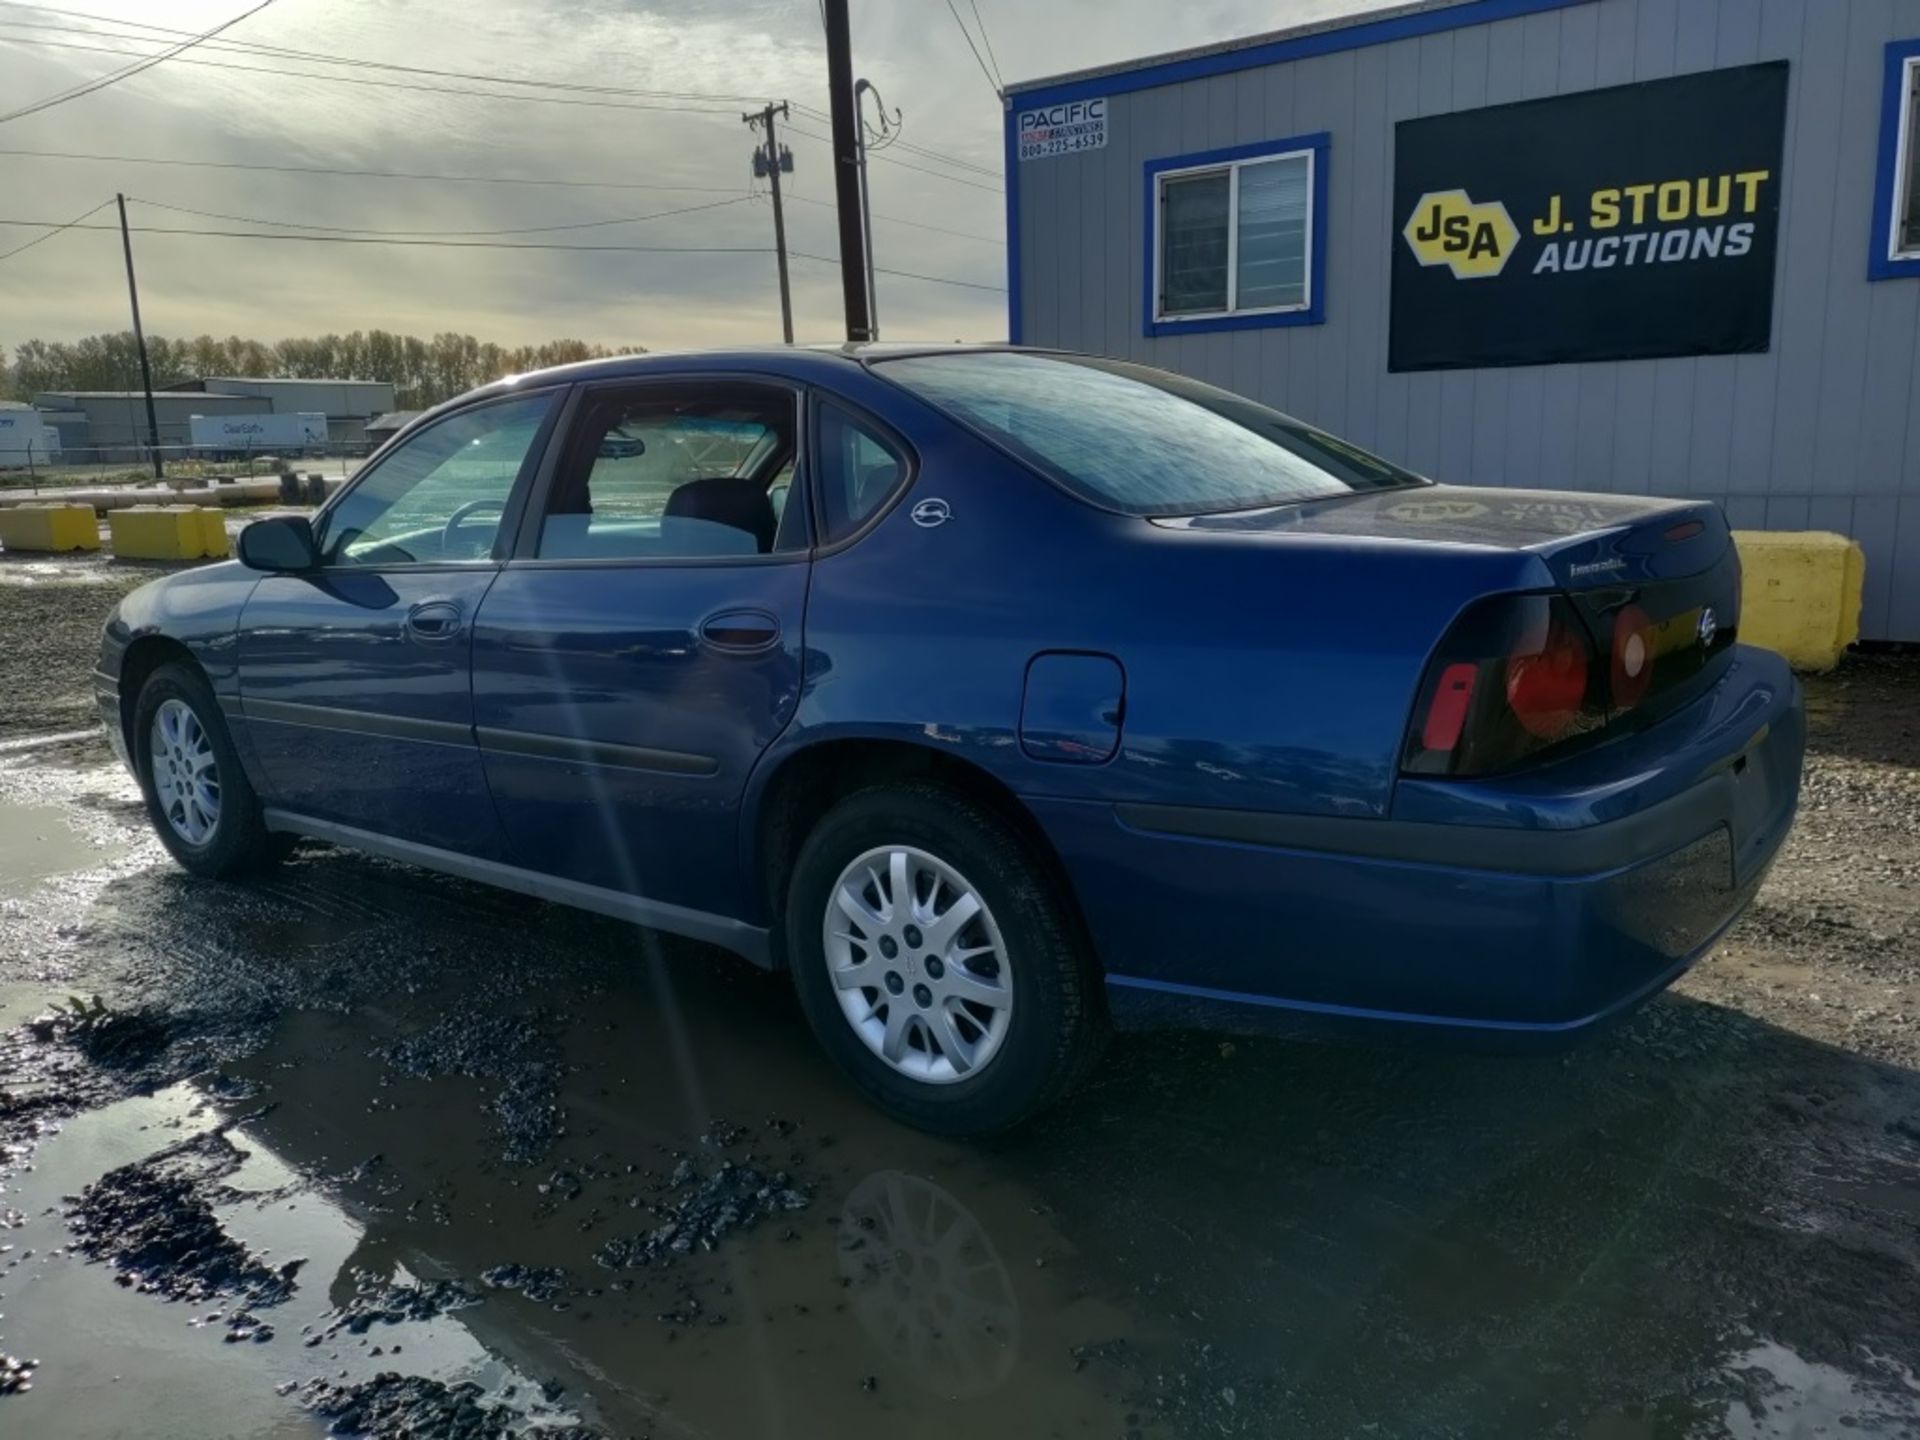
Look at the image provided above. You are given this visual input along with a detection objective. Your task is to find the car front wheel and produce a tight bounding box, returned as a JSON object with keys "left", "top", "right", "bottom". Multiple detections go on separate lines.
{"left": 787, "top": 781, "right": 1105, "bottom": 1134}
{"left": 133, "top": 662, "right": 290, "bottom": 878}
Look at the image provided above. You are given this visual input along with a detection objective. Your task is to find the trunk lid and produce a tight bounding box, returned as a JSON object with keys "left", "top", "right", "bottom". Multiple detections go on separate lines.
{"left": 1162, "top": 482, "right": 1743, "bottom": 744}
{"left": 1160, "top": 483, "right": 1727, "bottom": 587}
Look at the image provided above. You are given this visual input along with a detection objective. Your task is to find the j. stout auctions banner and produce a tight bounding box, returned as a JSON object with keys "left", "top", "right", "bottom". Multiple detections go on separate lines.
{"left": 1390, "top": 62, "right": 1788, "bottom": 372}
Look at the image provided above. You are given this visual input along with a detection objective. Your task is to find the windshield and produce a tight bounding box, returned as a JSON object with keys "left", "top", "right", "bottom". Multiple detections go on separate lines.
{"left": 876, "top": 351, "right": 1424, "bottom": 516}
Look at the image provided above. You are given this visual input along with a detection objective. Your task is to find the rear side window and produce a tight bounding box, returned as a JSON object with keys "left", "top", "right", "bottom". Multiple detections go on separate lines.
{"left": 814, "top": 402, "right": 908, "bottom": 545}
{"left": 877, "top": 351, "right": 1421, "bottom": 517}
{"left": 535, "top": 384, "right": 802, "bottom": 560}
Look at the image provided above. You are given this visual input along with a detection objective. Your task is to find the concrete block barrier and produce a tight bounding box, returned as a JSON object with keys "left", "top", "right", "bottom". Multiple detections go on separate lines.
{"left": 1733, "top": 530, "right": 1865, "bottom": 672}
{"left": 108, "top": 505, "right": 229, "bottom": 561}
{"left": 0, "top": 503, "right": 101, "bottom": 552}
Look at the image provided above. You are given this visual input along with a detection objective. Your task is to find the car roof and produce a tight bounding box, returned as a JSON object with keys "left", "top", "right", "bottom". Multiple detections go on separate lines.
{"left": 391, "top": 343, "right": 1049, "bottom": 444}
{"left": 490, "top": 341, "right": 1019, "bottom": 391}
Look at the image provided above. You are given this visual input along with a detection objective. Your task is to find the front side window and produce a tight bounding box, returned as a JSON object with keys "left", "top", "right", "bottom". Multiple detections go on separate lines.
{"left": 317, "top": 392, "right": 553, "bottom": 566}
{"left": 1154, "top": 146, "right": 1314, "bottom": 321}
{"left": 535, "top": 385, "right": 802, "bottom": 559}
{"left": 877, "top": 351, "right": 1421, "bottom": 517}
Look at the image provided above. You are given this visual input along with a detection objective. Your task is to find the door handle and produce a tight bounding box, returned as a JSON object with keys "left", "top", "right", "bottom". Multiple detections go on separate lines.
{"left": 405, "top": 598, "right": 464, "bottom": 642}
{"left": 698, "top": 608, "right": 781, "bottom": 653}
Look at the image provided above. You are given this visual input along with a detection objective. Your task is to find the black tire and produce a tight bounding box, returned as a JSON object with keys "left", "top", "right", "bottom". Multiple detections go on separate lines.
{"left": 786, "top": 781, "right": 1107, "bottom": 1135}
{"left": 132, "top": 661, "right": 293, "bottom": 879}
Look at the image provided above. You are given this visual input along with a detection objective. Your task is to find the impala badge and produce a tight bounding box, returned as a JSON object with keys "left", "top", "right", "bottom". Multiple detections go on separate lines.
{"left": 1698, "top": 606, "right": 1718, "bottom": 649}
{"left": 911, "top": 498, "right": 951, "bottom": 528}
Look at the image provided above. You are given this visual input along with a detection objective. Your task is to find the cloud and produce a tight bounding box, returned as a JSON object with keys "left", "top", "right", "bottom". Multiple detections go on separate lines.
{"left": 0, "top": 0, "right": 1360, "bottom": 353}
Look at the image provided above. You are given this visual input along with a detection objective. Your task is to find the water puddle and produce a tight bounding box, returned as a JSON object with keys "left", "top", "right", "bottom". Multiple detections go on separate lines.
{"left": 0, "top": 796, "right": 123, "bottom": 901}
{"left": 1723, "top": 1339, "right": 1920, "bottom": 1438}
{"left": 0, "top": 1081, "right": 600, "bottom": 1437}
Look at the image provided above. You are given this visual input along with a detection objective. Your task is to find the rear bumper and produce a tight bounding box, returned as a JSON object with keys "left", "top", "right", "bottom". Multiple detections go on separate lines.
{"left": 1031, "top": 646, "right": 1803, "bottom": 1040}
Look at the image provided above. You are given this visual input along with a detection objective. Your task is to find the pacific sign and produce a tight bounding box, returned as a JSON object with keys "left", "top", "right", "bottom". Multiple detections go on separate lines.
{"left": 1016, "top": 97, "right": 1107, "bottom": 161}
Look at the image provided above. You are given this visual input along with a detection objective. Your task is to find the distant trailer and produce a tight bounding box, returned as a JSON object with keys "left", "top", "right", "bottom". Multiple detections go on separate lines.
{"left": 188, "top": 412, "right": 328, "bottom": 456}
{"left": 0, "top": 411, "right": 60, "bottom": 466}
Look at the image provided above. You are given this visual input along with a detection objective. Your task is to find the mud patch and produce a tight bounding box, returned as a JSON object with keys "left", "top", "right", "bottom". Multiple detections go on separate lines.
{"left": 302, "top": 1372, "right": 602, "bottom": 1439}
{"left": 318, "top": 1270, "right": 482, "bottom": 1339}
{"left": 380, "top": 1009, "right": 564, "bottom": 1166}
{"left": 593, "top": 1156, "right": 810, "bottom": 1271}
{"left": 64, "top": 1127, "right": 297, "bottom": 1337}
{"left": 479, "top": 1264, "right": 568, "bottom": 1305}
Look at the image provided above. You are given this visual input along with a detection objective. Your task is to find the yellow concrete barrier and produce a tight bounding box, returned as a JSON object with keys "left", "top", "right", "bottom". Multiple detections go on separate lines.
{"left": 0, "top": 503, "right": 100, "bottom": 552}
{"left": 108, "top": 505, "right": 229, "bottom": 561}
{"left": 194, "top": 507, "right": 231, "bottom": 559}
{"left": 1733, "top": 529, "right": 1864, "bottom": 672}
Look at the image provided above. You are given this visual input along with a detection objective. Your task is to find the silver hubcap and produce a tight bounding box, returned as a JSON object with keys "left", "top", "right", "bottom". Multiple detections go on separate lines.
{"left": 149, "top": 698, "right": 220, "bottom": 845}
{"left": 824, "top": 845, "right": 1013, "bottom": 1085}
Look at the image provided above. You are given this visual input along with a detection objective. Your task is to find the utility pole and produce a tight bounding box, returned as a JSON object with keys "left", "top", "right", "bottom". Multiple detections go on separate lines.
{"left": 853, "top": 79, "right": 897, "bottom": 339}
{"left": 116, "top": 193, "right": 164, "bottom": 479}
{"left": 822, "top": 0, "right": 874, "bottom": 342}
{"left": 743, "top": 102, "right": 795, "bottom": 343}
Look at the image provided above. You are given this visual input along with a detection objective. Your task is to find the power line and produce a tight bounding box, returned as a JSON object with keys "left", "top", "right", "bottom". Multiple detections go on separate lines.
{"left": 1, "top": 34, "right": 752, "bottom": 117}
{"left": 0, "top": 192, "right": 108, "bottom": 261}
{"left": 0, "top": 6, "right": 834, "bottom": 120}
{"left": 0, "top": 215, "right": 1006, "bottom": 291}
{"left": 784, "top": 122, "right": 1002, "bottom": 193}
{"left": 0, "top": 14, "right": 1004, "bottom": 193}
{"left": 128, "top": 192, "right": 761, "bottom": 238}
{"left": 785, "top": 192, "right": 1000, "bottom": 246}
{"left": 943, "top": 0, "right": 1001, "bottom": 97}
{"left": 968, "top": 0, "right": 1005, "bottom": 90}
{"left": 789, "top": 250, "right": 1004, "bottom": 294}
{"left": 0, "top": 0, "right": 278, "bottom": 125}
{"left": 0, "top": 216, "right": 776, "bottom": 254}
{"left": 0, "top": 145, "right": 750, "bottom": 195}
{"left": 885, "top": 135, "right": 998, "bottom": 178}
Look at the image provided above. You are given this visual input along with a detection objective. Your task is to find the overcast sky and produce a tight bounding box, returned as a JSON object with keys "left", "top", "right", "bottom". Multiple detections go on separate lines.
{"left": 0, "top": 0, "right": 1363, "bottom": 353}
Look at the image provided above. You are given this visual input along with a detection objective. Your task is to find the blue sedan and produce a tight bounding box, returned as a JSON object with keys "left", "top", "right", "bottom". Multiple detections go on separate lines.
{"left": 95, "top": 346, "right": 1804, "bottom": 1133}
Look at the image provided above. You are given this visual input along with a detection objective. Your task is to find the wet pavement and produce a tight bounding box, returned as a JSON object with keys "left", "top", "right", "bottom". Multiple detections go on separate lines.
{"left": 0, "top": 563, "right": 1917, "bottom": 1437}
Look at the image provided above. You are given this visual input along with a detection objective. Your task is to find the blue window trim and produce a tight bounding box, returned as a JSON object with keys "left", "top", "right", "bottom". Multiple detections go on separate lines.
{"left": 1869, "top": 38, "right": 1920, "bottom": 281}
{"left": 1140, "top": 133, "right": 1330, "bottom": 338}
{"left": 1002, "top": 0, "right": 1596, "bottom": 341}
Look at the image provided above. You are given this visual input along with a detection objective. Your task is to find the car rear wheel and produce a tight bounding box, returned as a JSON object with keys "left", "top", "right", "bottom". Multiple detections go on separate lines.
{"left": 787, "top": 782, "right": 1105, "bottom": 1134}
{"left": 133, "top": 662, "right": 291, "bottom": 878}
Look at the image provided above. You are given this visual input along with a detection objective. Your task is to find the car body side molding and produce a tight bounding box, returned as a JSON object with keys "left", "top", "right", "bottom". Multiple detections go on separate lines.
{"left": 474, "top": 726, "right": 720, "bottom": 777}
{"left": 244, "top": 697, "right": 472, "bottom": 748}
{"left": 260, "top": 810, "right": 772, "bottom": 966}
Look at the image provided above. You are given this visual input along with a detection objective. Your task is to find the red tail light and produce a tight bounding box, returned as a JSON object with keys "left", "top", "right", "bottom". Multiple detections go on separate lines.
{"left": 1403, "top": 594, "right": 1606, "bottom": 777}
{"left": 1421, "top": 663, "right": 1479, "bottom": 751}
{"left": 1505, "top": 619, "right": 1590, "bottom": 739}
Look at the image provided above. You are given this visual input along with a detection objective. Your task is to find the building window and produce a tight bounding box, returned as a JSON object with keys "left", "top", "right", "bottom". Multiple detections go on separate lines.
{"left": 1871, "top": 40, "right": 1920, "bottom": 280}
{"left": 1143, "top": 133, "right": 1328, "bottom": 336}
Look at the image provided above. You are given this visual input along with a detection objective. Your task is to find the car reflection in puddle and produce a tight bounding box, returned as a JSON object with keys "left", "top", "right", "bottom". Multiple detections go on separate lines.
{"left": 839, "top": 1170, "right": 1020, "bottom": 1401}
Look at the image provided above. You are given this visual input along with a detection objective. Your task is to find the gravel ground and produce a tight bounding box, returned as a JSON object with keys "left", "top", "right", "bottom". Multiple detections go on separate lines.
{"left": 0, "top": 551, "right": 165, "bottom": 736}
{"left": 1684, "top": 652, "right": 1920, "bottom": 1068}
{"left": 0, "top": 553, "right": 1916, "bottom": 1439}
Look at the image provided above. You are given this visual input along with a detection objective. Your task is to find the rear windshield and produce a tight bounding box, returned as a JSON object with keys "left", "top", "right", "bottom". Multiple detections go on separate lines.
{"left": 875, "top": 351, "right": 1424, "bottom": 516}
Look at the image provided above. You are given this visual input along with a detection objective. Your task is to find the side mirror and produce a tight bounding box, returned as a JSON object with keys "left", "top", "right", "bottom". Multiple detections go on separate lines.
{"left": 237, "top": 514, "right": 321, "bottom": 573}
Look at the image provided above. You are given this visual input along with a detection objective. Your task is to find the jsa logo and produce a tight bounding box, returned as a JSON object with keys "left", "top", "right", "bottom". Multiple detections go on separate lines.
{"left": 1402, "top": 189, "right": 1519, "bottom": 279}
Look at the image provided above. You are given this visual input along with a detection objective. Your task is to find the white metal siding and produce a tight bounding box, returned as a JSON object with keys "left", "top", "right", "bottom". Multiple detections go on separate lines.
{"left": 1012, "top": 0, "right": 1920, "bottom": 640}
